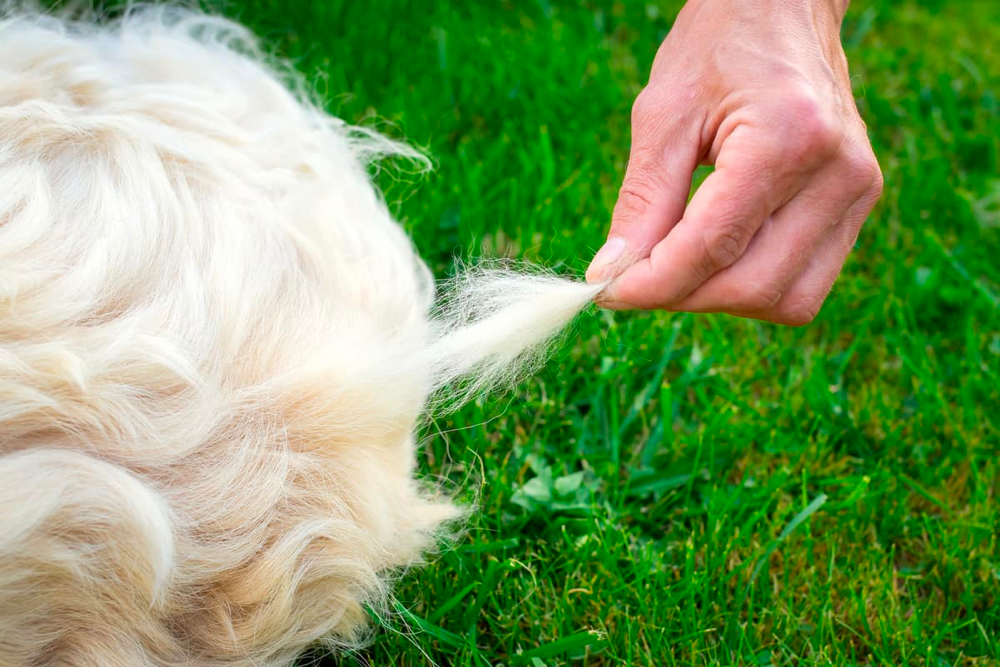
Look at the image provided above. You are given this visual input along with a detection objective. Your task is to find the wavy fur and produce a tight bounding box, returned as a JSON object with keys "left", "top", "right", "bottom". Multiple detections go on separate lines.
{"left": 0, "top": 7, "right": 600, "bottom": 665}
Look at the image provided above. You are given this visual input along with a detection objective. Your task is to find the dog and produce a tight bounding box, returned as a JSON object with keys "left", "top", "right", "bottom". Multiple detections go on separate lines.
{"left": 0, "top": 7, "right": 601, "bottom": 666}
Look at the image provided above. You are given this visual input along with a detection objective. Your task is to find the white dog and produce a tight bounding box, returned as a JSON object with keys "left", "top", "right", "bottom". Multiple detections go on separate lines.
{"left": 0, "top": 7, "right": 601, "bottom": 666}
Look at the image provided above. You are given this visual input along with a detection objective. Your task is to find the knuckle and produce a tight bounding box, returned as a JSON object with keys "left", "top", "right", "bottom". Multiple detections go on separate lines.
{"left": 702, "top": 223, "right": 751, "bottom": 271}
{"left": 615, "top": 176, "right": 659, "bottom": 221}
{"left": 738, "top": 285, "right": 784, "bottom": 313}
{"left": 843, "top": 150, "right": 882, "bottom": 193}
{"left": 869, "top": 161, "right": 885, "bottom": 200}
{"left": 621, "top": 164, "right": 664, "bottom": 197}
{"left": 780, "top": 92, "right": 843, "bottom": 160}
{"left": 776, "top": 297, "right": 823, "bottom": 326}
{"left": 630, "top": 88, "right": 660, "bottom": 127}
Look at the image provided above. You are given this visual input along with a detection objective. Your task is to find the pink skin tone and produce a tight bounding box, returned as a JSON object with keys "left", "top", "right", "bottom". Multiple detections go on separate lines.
{"left": 586, "top": 0, "right": 882, "bottom": 325}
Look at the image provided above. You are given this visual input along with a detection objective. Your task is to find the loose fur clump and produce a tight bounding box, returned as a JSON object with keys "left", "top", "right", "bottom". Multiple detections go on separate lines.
{"left": 0, "top": 6, "right": 600, "bottom": 666}
{"left": 429, "top": 263, "right": 604, "bottom": 407}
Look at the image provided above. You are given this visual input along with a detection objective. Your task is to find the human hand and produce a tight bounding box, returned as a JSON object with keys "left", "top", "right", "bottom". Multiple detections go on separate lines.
{"left": 586, "top": 0, "right": 882, "bottom": 325}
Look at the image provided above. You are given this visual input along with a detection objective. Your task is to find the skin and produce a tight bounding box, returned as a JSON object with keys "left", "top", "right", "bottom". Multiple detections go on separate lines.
{"left": 586, "top": 0, "right": 883, "bottom": 325}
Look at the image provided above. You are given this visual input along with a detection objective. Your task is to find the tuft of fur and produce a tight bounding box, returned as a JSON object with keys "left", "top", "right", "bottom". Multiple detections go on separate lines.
{"left": 429, "top": 263, "right": 604, "bottom": 407}
{"left": 0, "top": 6, "right": 599, "bottom": 666}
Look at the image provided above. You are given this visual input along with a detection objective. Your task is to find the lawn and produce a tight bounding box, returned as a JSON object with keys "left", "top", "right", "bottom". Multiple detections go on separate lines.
{"left": 213, "top": 0, "right": 996, "bottom": 663}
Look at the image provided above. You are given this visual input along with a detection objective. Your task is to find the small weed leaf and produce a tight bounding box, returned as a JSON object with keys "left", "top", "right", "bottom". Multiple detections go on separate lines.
{"left": 511, "top": 459, "right": 597, "bottom": 514}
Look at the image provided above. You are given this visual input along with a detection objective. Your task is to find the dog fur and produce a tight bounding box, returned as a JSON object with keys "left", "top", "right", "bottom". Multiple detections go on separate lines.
{"left": 0, "top": 7, "right": 601, "bottom": 666}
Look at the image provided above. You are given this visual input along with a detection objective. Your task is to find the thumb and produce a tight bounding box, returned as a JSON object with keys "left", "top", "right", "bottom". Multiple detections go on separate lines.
{"left": 586, "top": 92, "right": 701, "bottom": 283}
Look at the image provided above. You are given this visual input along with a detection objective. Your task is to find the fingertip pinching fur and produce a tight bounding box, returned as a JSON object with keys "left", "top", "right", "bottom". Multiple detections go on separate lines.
{"left": 0, "top": 5, "right": 599, "bottom": 665}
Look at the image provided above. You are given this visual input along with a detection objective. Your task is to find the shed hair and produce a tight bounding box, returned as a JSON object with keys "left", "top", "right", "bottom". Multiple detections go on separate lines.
{"left": 0, "top": 6, "right": 602, "bottom": 666}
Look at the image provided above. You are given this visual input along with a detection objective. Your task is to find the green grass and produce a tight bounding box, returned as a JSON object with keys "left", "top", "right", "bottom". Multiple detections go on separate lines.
{"left": 204, "top": 0, "right": 1000, "bottom": 663}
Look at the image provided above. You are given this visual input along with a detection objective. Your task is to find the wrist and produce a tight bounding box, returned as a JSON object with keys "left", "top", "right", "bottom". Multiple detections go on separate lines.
{"left": 777, "top": 0, "right": 850, "bottom": 25}
{"left": 684, "top": 0, "right": 849, "bottom": 27}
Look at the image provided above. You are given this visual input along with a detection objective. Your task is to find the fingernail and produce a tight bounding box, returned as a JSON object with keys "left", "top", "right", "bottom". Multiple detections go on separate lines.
{"left": 586, "top": 236, "right": 627, "bottom": 283}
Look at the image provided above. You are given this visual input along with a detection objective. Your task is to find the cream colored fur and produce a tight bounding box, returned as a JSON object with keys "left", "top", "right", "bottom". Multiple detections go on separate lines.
{"left": 0, "top": 7, "right": 601, "bottom": 666}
